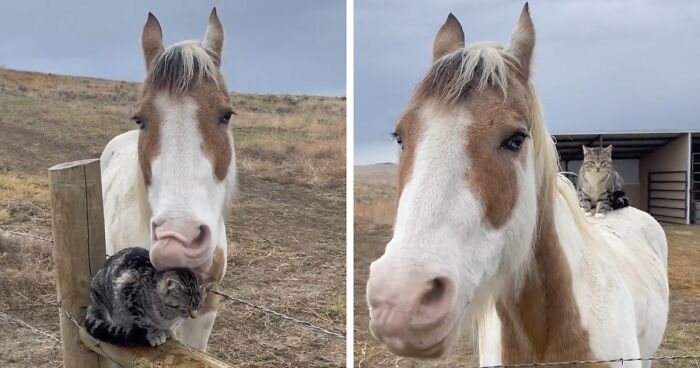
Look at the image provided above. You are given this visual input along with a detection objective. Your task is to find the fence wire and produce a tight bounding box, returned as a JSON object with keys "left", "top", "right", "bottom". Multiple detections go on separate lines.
{"left": 3, "top": 228, "right": 700, "bottom": 366}
{"left": 210, "top": 289, "right": 346, "bottom": 340}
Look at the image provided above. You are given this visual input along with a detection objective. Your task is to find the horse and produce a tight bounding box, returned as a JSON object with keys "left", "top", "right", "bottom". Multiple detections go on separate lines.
{"left": 100, "top": 8, "right": 236, "bottom": 350}
{"left": 366, "top": 4, "right": 669, "bottom": 367}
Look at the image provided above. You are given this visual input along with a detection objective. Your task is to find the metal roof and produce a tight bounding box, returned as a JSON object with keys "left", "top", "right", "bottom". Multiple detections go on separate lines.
{"left": 553, "top": 131, "right": 692, "bottom": 162}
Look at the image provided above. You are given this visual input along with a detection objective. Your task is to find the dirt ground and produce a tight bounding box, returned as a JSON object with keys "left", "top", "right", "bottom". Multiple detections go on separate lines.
{"left": 354, "top": 164, "right": 700, "bottom": 368}
{"left": 0, "top": 69, "right": 346, "bottom": 367}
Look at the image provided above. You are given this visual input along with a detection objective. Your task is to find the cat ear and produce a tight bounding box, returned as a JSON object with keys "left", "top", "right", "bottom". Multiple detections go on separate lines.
{"left": 582, "top": 145, "right": 590, "bottom": 154}
{"left": 165, "top": 277, "right": 181, "bottom": 291}
{"left": 603, "top": 145, "right": 613, "bottom": 154}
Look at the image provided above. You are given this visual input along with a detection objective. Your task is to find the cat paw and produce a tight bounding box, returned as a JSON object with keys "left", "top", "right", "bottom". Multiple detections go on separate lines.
{"left": 594, "top": 213, "right": 605, "bottom": 219}
{"left": 584, "top": 212, "right": 592, "bottom": 217}
{"left": 147, "top": 330, "right": 168, "bottom": 347}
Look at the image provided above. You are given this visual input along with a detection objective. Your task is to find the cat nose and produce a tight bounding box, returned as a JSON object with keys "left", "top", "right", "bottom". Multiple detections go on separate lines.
{"left": 189, "top": 309, "right": 198, "bottom": 319}
{"left": 149, "top": 213, "right": 214, "bottom": 272}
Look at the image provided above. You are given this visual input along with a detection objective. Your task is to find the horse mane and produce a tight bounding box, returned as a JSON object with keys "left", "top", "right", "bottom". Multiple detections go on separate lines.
{"left": 417, "top": 41, "right": 592, "bottom": 236}
{"left": 148, "top": 41, "right": 221, "bottom": 95}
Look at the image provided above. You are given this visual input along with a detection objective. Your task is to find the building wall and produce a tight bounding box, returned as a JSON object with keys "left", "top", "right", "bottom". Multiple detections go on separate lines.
{"left": 640, "top": 134, "right": 690, "bottom": 223}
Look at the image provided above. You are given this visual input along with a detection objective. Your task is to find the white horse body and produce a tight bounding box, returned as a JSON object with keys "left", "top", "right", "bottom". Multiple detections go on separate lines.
{"left": 479, "top": 203, "right": 668, "bottom": 367}
{"left": 101, "top": 130, "right": 151, "bottom": 255}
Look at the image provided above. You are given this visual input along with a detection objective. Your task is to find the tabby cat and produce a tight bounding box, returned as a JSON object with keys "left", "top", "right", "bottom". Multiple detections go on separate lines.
{"left": 577, "top": 145, "right": 629, "bottom": 219}
{"left": 85, "top": 247, "right": 210, "bottom": 347}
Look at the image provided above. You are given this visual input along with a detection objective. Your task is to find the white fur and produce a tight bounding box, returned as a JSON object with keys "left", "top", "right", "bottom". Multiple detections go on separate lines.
{"left": 100, "top": 93, "right": 236, "bottom": 349}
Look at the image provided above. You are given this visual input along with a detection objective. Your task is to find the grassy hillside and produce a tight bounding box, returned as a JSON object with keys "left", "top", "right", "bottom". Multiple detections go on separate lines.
{"left": 0, "top": 68, "right": 346, "bottom": 367}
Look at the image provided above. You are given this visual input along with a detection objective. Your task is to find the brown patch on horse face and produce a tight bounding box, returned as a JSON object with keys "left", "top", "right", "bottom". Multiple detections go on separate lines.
{"left": 193, "top": 78, "right": 233, "bottom": 182}
{"left": 463, "top": 88, "right": 529, "bottom": 228}
{"left": 496, "top": 204, "right": 602, "bottom": 366}
{"left": 135, "top": 86, "right": 162, "bottom": 187}
{"left": 395, "top": 107, "right": 423, "bottom": 199}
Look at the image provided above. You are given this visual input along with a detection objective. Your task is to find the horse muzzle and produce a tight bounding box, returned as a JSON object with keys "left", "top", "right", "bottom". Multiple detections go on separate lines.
{"left": 366, "top": 261, "right": 460, "bottom": 358}
{"left": 149, "top": 214, "right": 214, "bottom": 272}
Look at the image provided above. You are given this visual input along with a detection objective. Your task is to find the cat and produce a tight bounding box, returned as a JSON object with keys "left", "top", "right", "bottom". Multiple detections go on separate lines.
{"left": 577, "top": 145, "right": 629, "bottom": 219}
{"left": 84, "top": 247, "right": 211, "bottom": 347}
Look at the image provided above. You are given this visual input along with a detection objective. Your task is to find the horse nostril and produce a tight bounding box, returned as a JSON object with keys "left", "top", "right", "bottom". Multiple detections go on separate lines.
{"left": 194, "top": 224, "right": 210, "bottom": 245}
{"left": 421, "top": 277, "right": 449, "bottom": 306}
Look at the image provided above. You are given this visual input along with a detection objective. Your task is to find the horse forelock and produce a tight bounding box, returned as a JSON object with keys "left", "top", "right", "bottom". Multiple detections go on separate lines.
{"left": 147, "top": 41, "right": 223, "bottom": 95}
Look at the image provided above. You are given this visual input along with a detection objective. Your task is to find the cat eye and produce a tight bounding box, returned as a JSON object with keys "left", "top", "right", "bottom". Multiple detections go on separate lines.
{"left": 391, "top": 131, "right": 404, "bottom": 151}
{"left": 131, "top": 116, "right": 145, "bottom": 130}
{"left": 219, "top": 110, "right": 236, "bottom": 125}
{"left": 500, "top": 130, "right": 529, "bottom": 152}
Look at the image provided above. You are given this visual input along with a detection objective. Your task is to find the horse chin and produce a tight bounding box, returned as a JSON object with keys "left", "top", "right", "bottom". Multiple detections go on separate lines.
{"left": 383, "top": 316, "right": 462, "bottom": 359}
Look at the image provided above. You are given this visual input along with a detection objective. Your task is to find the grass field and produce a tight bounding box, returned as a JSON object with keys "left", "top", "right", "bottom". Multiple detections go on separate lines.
{"left": 0, "top": 68, "right": 346, "bottom": 367}
{"left": 354, "top": 164, "right": 700, "bottom": 368}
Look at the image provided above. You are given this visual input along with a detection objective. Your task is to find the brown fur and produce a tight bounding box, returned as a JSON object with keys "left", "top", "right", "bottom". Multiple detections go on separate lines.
{"left": 496, "top": 202, "right": 603, "bottom": 366}
{"left": 464, "top": 88, "right": 529, "bottom": 228}
{"left": 432, "top": 14, "right": 465, "bottom": 62}
{"left": 135, "top": 86, "right": 161, "bottom": 186}
{"left": 395, "top": 108, "right": 422, "bottom": 199}
{"left": 194, "top": 78, "right": 233, "bottom": 182}
{"left": 141, "top": 13, "right": 164, "bottom": 70}
{"left": 201, "top": 246, "right": 226, "bottom": 314}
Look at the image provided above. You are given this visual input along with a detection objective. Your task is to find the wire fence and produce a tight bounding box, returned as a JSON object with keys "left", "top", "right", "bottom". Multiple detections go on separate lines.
{"left": 1, "top": 227, "right": 346, "bottom": 343}
{"left": 3, "top": 229, "right": 700, "bottom": 367}
{"left": 210, "top": 289, "right": 346, "bottom": 340}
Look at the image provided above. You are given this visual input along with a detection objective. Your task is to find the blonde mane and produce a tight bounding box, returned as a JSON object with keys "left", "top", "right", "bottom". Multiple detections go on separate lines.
{"left": 148, "top": 41, "right": 221, "bottom": 94}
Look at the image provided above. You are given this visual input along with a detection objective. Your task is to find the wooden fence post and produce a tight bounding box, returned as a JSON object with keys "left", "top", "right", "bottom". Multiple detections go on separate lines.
{"left": 49, "top": 159, "right": 109, "bottom": 368}
{"left": 49, "top": 158, "right": 235, "bottom": 367}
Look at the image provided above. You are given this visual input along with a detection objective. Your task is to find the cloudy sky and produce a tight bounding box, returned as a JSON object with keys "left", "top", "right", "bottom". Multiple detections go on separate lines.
{"left": 0, "top": 0, "right": 346, "bottom": 96}
{"left": 355, "top": 0, "right": 700, "bottom": 165}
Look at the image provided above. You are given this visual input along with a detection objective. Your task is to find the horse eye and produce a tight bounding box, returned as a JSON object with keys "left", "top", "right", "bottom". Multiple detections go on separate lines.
{"left": 391, "top": 132, "right": 404, "bottom": 150}
{"left": 500, "top": 131, "right": 528, "bottom": 152}
{"left": 132, "top": 116, "right": 145, "bottom": 130}
{"left": 219, "top": 111, "right": 235, "bottom": 125}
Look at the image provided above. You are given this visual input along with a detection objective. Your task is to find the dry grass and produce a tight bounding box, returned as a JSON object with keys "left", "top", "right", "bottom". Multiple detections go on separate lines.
{"left": 0, "top": 68, "right": 346, "bottom": 367}
{"left": 0, "top": 174, "right": 50, "bottom": 227}
{"left": 0, "top": 67, "right": 345, "bottom": 189}
{"left": 354, "top": 163, "right": 700, "bottom": 367}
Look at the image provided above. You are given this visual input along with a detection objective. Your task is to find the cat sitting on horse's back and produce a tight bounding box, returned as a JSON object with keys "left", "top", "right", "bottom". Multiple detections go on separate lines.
{"left": 577, "top": 145, "right": 629, "bottom": 219}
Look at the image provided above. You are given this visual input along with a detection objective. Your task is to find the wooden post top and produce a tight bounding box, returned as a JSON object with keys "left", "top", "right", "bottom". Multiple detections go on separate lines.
{"left": 49, "top": 158, "right": 100, "bottom": 171}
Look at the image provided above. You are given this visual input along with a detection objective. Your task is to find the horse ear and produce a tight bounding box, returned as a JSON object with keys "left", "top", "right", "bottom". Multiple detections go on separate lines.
{"left": 203, "top": 7, "right": 224, "bottom": 64}
{"left": 506, "top": 3, "right": 535, "bottom": 78}
{"left": 432, "top": 13, "right": 465, "bottom": 63}
{"left": 142, "top": 13, "right": 164, "bottom": 71}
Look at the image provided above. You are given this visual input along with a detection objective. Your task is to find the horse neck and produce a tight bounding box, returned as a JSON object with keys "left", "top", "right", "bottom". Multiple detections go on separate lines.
{"left": 495, "top": 191, "right": 602, "bottom": 364}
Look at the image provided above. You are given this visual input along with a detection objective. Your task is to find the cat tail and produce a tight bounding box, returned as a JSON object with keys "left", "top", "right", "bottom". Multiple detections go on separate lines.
{"left": 84, "top": 305, "right": 149, "bottom": 346}
{"left": 610, "top": 190, "right": 630, "bottom": 210}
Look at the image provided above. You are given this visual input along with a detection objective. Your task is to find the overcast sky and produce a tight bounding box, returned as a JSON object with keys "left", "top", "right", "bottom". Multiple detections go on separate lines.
{"left": 0, "top": 0, "right": 345, "bottom": 96}
{"left": 355, "top": 0, "right": 700, "bottom": 165}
